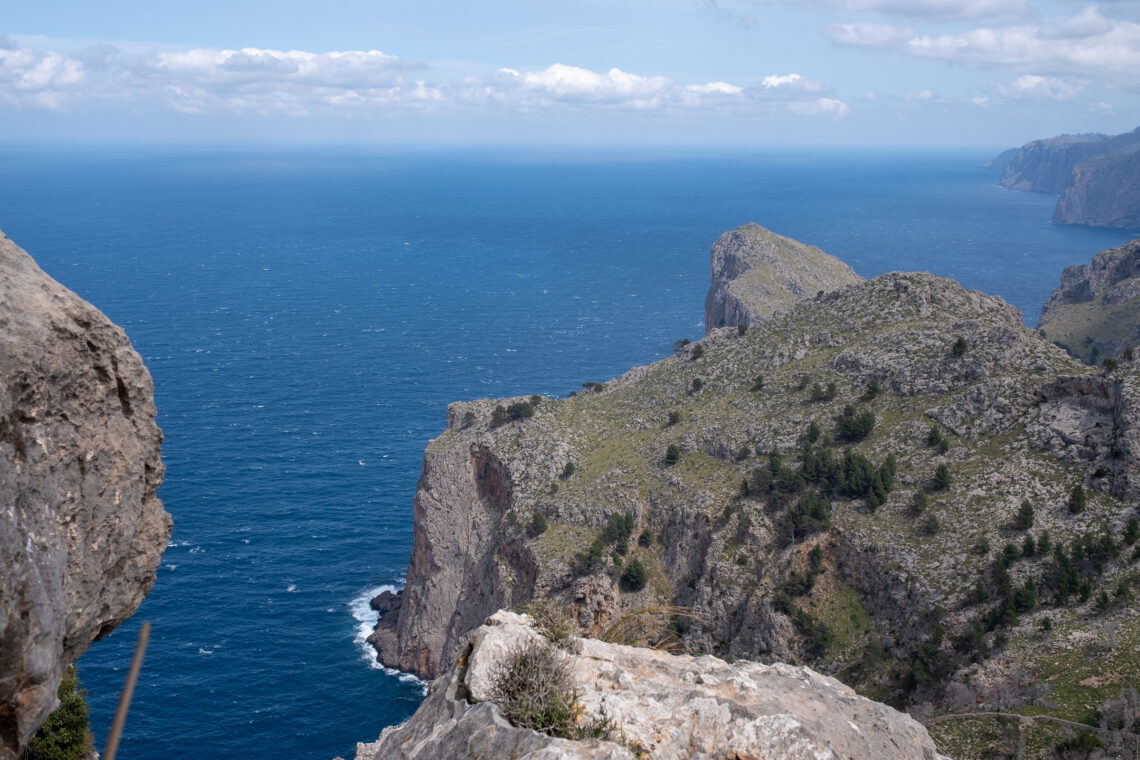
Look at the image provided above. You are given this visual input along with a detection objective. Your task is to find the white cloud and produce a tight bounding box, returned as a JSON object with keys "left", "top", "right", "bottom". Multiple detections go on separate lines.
{"left": 715, "top": 0, "right": 1027, "bottom": 22}
{"left": 1005, "top": 73, "right": 1082, "bottom": 99}
{"left": 0, "top": 37, "right": 852, "bottom": 124}
{"left": 825, "top": 9, "right": 1140, "bottom": 86}
{"left": 787, "top": 97, "right": 851, "bottom": 119}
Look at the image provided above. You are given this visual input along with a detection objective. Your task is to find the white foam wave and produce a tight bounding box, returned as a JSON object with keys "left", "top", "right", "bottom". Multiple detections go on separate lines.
{"left": 286, "top": 584, "right": 297, "bottom": 593}
{"left": 348, "top": 583, "right": 428, "bottom": 694}
{"left": 198, "top": 648, "right": 213, "bottom": 655}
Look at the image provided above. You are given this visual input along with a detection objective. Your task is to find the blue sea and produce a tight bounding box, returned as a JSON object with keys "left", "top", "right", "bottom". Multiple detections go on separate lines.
{"left": 1, "top": 147, "right": 1134, "bottom": 760}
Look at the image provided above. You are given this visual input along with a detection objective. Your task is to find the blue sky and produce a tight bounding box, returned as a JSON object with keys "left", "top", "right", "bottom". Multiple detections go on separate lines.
{"left": 2, "top": 0, "right": 1138, "bottom": 146}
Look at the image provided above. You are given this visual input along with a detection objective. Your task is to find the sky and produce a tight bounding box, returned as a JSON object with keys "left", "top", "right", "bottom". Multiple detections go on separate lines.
{"left": 2, "top": 0, "right": 1139, "bottom": 147}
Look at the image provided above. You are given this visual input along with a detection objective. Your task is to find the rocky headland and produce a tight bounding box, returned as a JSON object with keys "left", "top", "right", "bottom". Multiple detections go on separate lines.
{"left": 0, "top": 230, "right": 170, "bottom": 759}
{"left": 989, "top": 126, "right": 1140, "bottom": 230}
{"left": 370, "top": 226, "right": 1140, "bottom": 758}
{"left": 703, "top": 223, "right": 862, "bottom": 334}
{"left": 1038, "top": 237, "right": 1140, "bottom": 364}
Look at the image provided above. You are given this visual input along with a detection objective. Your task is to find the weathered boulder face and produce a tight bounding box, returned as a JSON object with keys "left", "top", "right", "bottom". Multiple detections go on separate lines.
{"left": 358, "top": 611, "right": 948, "bottom": 760}
{"left": 703, "top": 223, "right": 862, "bottom": 334}
{"left": 1054, "top": 148, "right": 1140, "bottom": 229}
{"left": 1038, "top": 238, "right": 1140, "bottom": 363}
{"left": 0, "top": 230, "right": 170, "bottom": 760}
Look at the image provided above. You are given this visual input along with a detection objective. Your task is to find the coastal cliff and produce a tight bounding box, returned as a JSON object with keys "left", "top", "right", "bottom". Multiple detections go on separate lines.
{"left": 358, "top": 610, "right": 947, "bottom": 760}
{"left": 1054, "top": 149, "right": 1140, "bottom": 229}
{"left": 374, "top": 227, "right": 1140, "bottom": 756}
{"left": 703, "top": 223, "right": 861, "bottom": 334}
{"left": 1038, "top": 237, "right": 1140, "bottom": 363}
{"left": 990, "top": 126, "right": 1140, "bottom": 229}
{"left": 0, "top": 230, "right": 170, "bottom": 759}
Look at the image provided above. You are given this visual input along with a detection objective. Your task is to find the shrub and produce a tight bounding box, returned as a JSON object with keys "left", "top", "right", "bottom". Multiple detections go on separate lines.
{"left": 919, "top": 515, "right": 940, "bottom": 536}
{"left": 462, "top": 410, "right": 476, "bottom": 429}
{"left": 1124, "top": 517, "right": 1140, "bottom": 546}
{"left": 691, "top": 378, "right": 703, "bottom": 393}
{"left": 665, "top": 444, "right": 681, "bottom": 466}
{"left": 620, "top": 558, "right": 648, "bottom": 591}
{"left": 492, "top": 401, "right": 535, "bottom": 427}
{"left": 910, "top": 491, "right": 928, "bottom": 516}
{"left": 673, "top": 338, "right": 691, "bottom": 352}
{"left": 525, "top": 600, "right": 577, "bottom": 649}
{"left": 865, "top": 378, "right": 880, "bottom": 400}
{"left": 1013, "top": 500, "right": 1035, "bottom": 530}
{"left": 638, "top": 529, "right": 654, "bottom": 547}
{"left": 1103, "top": 357, "right": 1118, "bottom": 371}
{"left": 737, "top": 323, "right": 748, "bottom": 336}
{"left": 572, "top": 538, "right": 607, "bottom": 573}
{"left": 487, "top": 639, "right": 612, "bottom": 740}
{"left": 1068, "top": 483, "right": 1087, "bottom": 513}
{"left": 736, "top": 444, "right": 751, "bottom": 461}
{"left": 933, "top": 464, "right": 951, "bottom": 491}
{"left": 1022, "top": 534, "right": 1036, "bottom": 557}
{"left": 561, "top": 462, "right": 576, "bottom": 479}
{"left": 836, "top": 405, "right": 875, "bottom": 442}
{"left": 806, "top": 420, "right": 821, "bottom": 443}
{"left": 809, "top": 381, "right": 837, "bottom": 402}
{"left": 690, "top": 344, "right": 705, "bottom": 360}
{"left": 24, "top": 666, "right": 92, "bottom": 760}
{"left": 750, "top": 375, "right": 765, "bottom": 392}
{"left": 602, "top": 513, "right": 636, "bottom": 551}
{"left": 951, "top": 336, "right": 967, "bottom": 357}
{"left": 528, "top": 512, "right": 549, "bottom": 537}
{"left": 667, "top": 410, "right": 681, "bottom": 426}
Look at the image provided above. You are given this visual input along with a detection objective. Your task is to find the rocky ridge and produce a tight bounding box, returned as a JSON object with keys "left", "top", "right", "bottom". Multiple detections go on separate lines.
{"left": 373, "top": 228, "right": 1140, "bottom": 757}
{"left": 358, "top": 610, "right": 947, "bottom": 760}
{"left": 1038, "top": 237, "right": 1140, "bottom": 363}
{"left": 0, "top": 230, "right": 170, "bottom": 759}
{"left": 703, "top": 223, "right": 862, "bottom": 334}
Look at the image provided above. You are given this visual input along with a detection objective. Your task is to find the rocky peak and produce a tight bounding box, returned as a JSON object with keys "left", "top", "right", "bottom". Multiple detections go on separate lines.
{"left": 356, "top": 610, "right": 948, "bottom": 760}
{"left": 703, "top": 223, "right": 862, "bottom": 335}
{"left": 0, "top": 229, "right": 171, "bottom": 759}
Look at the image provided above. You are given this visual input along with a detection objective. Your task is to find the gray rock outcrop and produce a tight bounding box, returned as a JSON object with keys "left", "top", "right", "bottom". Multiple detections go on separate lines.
{"left": 357, "top": 610, "right": 947, "bottom": 760}
{"left": 1038, "top": 238, "right": 1140, "bottom": 362}
{"left": 703, "top": 223, "right": 862, "bottom": 334}
{"left": 0, "top": 229, "right": 170, "bottom": 759}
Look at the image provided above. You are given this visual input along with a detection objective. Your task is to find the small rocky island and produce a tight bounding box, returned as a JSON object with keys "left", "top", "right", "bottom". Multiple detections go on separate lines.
{"left": 366, "top": 224, "right": 1140, "bottom": 758}
{"left": 988, "top": 126, "right": 1140, "bottom": 229}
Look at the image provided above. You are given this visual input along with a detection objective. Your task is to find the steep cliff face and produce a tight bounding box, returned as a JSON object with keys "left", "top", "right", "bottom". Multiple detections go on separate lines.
{"left": 359, "top": 611, "right": 947, "bottom": 760}
{"left": 1054, "top": 148, "right": 1140, "bottom": 229}
{"left": 1038, "top": 238, "right": 1140, "bottom": 363}
{"left": 989, "top": 126, "right": 1140, "bottom": 229}
{"left": 703, "top": 223, "right": 862, "bottom": 334}
{"left": 995, "top": 132, "right": 1123, "bottom": 193}
{"left": 0, "top": 230, "right": 170, "bottom": 760}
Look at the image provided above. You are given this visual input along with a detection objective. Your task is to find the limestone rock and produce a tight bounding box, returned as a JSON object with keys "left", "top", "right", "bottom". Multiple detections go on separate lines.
{"left": 0, "top": 229, "right": 170, "bottom": 759}
{"left": 703, "top": 223, "right": 861, "bottom": 334}
{"left": 1054, "top": 148, "right": 1140, "bottom": 229}
{"left": 357, "top": 610, "right": 948, "bottom": 760}
{"left": 1038, "top": 237, "right": 1140, "bottom": 363}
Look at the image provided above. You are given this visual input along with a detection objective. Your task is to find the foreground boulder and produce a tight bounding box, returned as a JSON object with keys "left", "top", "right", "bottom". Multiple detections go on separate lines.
{"left": 0, "top": 229, "right": 170, "bottom": 759}
{"left": 357, "top": 611, "right": 947, "bottom": 760}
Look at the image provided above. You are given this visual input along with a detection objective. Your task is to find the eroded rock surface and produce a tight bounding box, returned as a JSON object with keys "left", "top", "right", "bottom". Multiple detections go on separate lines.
{"left": 703, "top": 223, "right": 861, "bottom": 334}
{"left": 1038, "top": 238, "right": 1140, "bottom": 363}
{"left": 357, "top": 611, "right": 948, "bottom": 760}
{"left": 0, "top": 230, "right": 170, "bottom": 759}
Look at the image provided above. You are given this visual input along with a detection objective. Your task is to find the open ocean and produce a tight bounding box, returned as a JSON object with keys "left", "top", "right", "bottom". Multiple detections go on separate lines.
{"left": 1, "top": 147, "right": 1135, "bottom": 760}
